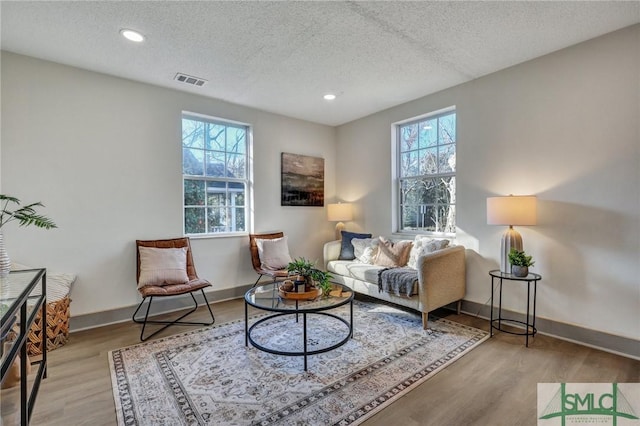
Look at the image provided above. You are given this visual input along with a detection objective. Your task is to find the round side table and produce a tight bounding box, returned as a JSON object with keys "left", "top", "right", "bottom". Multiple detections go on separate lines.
{"left": 489, "top": 270, "right": 542, "bottom": 347}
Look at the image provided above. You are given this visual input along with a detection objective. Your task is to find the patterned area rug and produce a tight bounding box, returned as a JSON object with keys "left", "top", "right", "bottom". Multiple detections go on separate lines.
{"left": 109, "top": 300, "right": 488, "bottom": 425}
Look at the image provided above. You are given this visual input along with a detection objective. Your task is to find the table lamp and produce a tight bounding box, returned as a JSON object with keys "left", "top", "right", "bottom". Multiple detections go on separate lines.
{"left": 327, "top": 203, "right": 353, "bottom": 240}
{"left": 487, "top": 195, "right": 537, "bottom": 273}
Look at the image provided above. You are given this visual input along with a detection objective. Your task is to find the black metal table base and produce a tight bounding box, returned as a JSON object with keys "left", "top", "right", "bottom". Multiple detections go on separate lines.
{"left": 491, "top": 319, "right": 537, "bottom": 339}
{"left": 245, "top": 300, "right": 353, "bottom": 371}
{"left": 489, "top": 270, "right": 541, "bottom": 347}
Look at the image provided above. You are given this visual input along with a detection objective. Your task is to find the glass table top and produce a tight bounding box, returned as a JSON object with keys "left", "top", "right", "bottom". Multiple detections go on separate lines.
{"left": 0, "top": 269, "right": 46, "bottom": 303}
{"left": 245, "top": 282, "right": 353, "bottom": 313}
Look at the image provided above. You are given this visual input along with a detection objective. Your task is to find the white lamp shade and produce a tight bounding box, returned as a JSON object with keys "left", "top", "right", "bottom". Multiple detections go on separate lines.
{"left": 327, "top": 203, "right": 353, "bottom": 222}
{"left": 487, "top": 196, "right": 537, "bottom": 226}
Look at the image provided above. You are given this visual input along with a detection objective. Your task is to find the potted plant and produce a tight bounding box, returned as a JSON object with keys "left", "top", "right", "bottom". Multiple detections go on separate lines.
{"left": 286, "top": 257, "right": 315, "bottom": 291}
{"left": 0, "top": 195, "right": 57, "bottom": 277}
{"left": 310, "top": 268, "right": 333, "bottom": 297}
{"left": 508, "top": 248, "right": 535, "bottom": 277}
{"left": 286, "top": 257, "right": 314, "bottom": 280}
{"left": 286, "top": 258, "right": 333, "bottom": 295}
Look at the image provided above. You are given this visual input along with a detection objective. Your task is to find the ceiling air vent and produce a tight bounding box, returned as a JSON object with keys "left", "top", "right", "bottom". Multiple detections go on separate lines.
{"left": 174, "top": 73, "right": 207, "bottom": 87}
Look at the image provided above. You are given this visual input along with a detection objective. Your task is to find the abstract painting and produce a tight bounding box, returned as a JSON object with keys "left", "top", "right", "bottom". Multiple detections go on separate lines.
{"left": 281, "top": 153, "right": 324, "bottom": 206}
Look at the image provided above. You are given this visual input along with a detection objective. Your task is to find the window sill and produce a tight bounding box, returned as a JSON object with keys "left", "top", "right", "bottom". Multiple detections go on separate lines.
{"left": 392, "top": 231, "right": 456, "bottom": 239}
{"left": 186, "top": 232, "right": 249, "bottom": 240}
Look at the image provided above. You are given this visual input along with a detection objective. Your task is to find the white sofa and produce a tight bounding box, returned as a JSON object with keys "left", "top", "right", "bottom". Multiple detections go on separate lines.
{"left": 323, "top": 239, "right": 466, "bottom": 329}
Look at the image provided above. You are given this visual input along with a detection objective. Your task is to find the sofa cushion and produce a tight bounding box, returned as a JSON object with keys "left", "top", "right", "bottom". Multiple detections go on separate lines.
{"left": 373, "top": 237, "right": 412, "bottom": 267}
{"left": 327, "top": 260, "right": 385, "bottom": 284}
{"left": 351, "top": 237, "right": 379, "bottom": 264}
{"left": 328, "top": 260, "right": 419, "bottom": 294}
{"left": 339, "top": 231, "right": 372, "bottom": 260}
{"left": 407, "top": 236, "right": 450, "bottom": 269}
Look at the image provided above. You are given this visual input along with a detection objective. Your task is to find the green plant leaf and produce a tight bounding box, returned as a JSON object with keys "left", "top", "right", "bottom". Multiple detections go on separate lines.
{"left": 0, "top": 195, "right": 21, "bottom": 204}
{"left": 0, "top": 194, "right": 57, "bottom": 230}
{"left": 508, "top": 248, "right": 535, "bottom": 267}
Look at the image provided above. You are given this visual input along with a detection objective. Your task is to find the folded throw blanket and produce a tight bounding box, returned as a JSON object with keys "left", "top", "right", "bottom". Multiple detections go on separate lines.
{"left": 378, "top": 267, "right": 419, "bottom": 298}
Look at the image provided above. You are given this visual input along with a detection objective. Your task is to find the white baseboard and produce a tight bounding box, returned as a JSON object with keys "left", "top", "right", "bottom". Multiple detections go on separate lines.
{"left": 460, "top": 300, "right": 639, "bottom": 360}
{"left": 69, "top": 291, "right": 639, "bottom": 360}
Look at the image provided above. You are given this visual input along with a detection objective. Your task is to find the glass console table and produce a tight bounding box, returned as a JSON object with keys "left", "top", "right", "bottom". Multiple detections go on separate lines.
{"left": 1, "top": 269, "right": 47, "bottom": 425}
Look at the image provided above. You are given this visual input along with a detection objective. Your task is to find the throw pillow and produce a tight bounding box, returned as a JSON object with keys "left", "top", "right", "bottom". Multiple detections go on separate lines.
{"left": 373, "top": 237, "right": 413, "bottom": 268}
{"left": 406, "top": 236, "right": 451, "bottom": 269}
{"left": 256, "top": 236, "right": 292, "bottom": 270}
{"left": 339, "top": 231, "right": 373, "bottom": 260}
{"left": 138, "top": 246, "right": 189, "bottom": 288}
{"left": 351, "top": 237, "right": 380, "bottom": 264}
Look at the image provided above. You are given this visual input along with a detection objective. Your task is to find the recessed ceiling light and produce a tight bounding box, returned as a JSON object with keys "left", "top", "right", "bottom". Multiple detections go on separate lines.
{"left": 323, "top": 94, "right": 336, "bottom": 101}
{"left": 120, "top": 29, "right": 145, "bottom": 43}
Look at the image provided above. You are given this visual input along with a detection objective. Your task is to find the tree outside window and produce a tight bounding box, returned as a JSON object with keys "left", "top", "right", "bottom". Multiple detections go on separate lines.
{"left": 182, "top": 114, "right": 249, "bottom": 235}
{"left": 398, "top": 111, "right": 456, "bottom": 233}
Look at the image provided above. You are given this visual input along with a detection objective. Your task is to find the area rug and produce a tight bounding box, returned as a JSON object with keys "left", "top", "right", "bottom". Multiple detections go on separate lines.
{"left": 109, "top": 300, "right": 488, "bottom": 425}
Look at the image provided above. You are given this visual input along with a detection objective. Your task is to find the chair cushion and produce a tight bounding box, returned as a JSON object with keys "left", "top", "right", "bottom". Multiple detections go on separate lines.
{"left": 138, "top": 246, "right": 190, "bottom": 288}
{"left": 255, "top": 236, "right": 292, "bottom": 270}
{"left": 138, "top": 278, "right": 211, "bottom": 297}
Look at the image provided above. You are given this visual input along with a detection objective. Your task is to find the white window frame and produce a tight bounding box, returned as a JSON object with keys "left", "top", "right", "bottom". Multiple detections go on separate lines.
{"left": 182, "top": 111, "right": 253, "bottom": 238}
{"left": 391, "top": 106, "right": 456, "bottom": 236}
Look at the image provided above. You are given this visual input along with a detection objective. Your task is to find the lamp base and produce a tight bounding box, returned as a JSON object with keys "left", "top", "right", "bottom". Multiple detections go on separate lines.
{"left": 500, "top": 226, "right": 523, "bottom": 273}
{"left": 335, "top": 222, "right": 345, "bottom": 240}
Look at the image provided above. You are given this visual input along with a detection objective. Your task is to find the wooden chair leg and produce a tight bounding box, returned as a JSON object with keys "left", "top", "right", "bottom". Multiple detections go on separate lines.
{"left": 457, "top": 300, "right": 462, "bottom": 315}
{"left": 422, "top": 312, "right": 429, "bottom": 330}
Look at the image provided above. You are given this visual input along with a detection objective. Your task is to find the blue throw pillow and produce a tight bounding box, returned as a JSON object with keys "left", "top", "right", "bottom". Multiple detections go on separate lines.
{"left": 339, "top": 231, "right": 373, "bottom": 260}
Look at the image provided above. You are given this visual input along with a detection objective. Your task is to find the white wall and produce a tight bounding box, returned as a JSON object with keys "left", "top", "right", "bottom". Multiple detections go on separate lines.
{"left": 336, "top": 25, "right": 640, "bottom": 339}
{"left": 1, "top": 52, "right": 337, "bottom": 316}
{"left": 2, "top": 25, "right": 638, "bottom": 339}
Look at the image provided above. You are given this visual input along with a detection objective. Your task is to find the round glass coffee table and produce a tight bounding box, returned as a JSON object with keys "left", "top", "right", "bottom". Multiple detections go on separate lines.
{"left": 244, "top": 282, "right": 354, "bottom": 371}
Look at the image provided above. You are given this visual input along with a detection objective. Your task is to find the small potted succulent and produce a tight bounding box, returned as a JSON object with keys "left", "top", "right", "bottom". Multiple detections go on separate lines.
{"left": 508, "top": 248, "right": 535, "bottom": 277}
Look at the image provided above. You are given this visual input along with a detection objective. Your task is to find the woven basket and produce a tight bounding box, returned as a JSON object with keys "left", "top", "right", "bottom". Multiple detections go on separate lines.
{"left": 27, "top": 296, "right": 71, "bottom": 356}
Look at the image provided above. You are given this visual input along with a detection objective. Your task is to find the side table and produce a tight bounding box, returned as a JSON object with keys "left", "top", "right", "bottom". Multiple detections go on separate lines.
{"left": 489, "top": 270, "right": 541, "bottom": 347}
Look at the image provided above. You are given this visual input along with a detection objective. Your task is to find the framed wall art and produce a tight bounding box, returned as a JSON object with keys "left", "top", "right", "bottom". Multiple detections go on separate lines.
{"left": 281, "top": 152, "right": 324, "bottom": 206}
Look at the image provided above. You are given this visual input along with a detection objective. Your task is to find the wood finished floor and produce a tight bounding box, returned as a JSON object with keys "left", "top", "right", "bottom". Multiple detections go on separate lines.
{"left": 11, "top": 297, "right": 640, "bottom": 426}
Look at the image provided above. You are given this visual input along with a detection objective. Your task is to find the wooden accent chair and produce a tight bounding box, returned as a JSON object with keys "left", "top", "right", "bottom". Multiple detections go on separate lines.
{"left": 132, "top": 237, "right": 215, "bottom": 341}
{"left": 248, "top": 232, "right": 290, "bottom": 287}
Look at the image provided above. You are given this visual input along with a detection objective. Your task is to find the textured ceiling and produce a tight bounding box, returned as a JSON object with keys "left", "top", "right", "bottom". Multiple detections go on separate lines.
{"left": 1, "top": 1, "right": 638, "bottom": 126}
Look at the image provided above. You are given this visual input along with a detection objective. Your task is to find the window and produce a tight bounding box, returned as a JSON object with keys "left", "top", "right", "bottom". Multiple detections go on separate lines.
{"left": 396, "top": 109, "right": 456, "bottom": 234}
{"left": 182, "top": 113, "right": 250, "bottom": 235}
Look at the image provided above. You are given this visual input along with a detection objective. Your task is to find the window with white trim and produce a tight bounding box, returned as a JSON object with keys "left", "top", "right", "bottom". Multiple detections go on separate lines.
{"left": 182, "top": 113, "right": 250, "bottom": 235}
{"left": 396, "top": 109, "right": 456, "bottom": 233}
